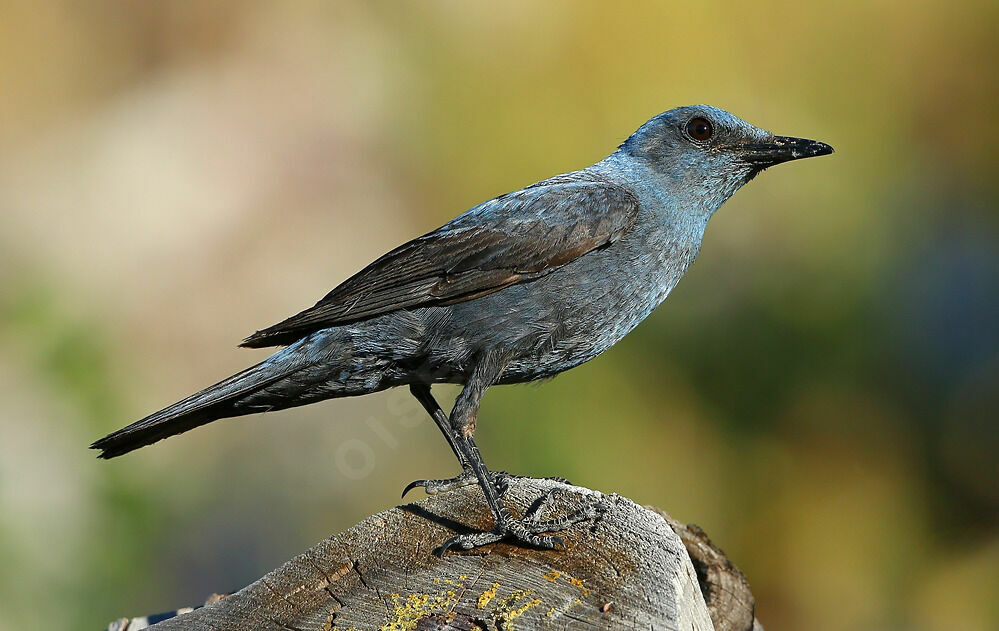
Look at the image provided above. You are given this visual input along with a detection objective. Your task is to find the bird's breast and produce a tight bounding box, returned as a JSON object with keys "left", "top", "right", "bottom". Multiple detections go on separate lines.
{"left": 485, "top": 227, "right": 702, "bottom": 382}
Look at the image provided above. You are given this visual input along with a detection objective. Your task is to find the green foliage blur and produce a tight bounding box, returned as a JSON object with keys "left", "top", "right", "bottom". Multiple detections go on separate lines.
{"left": 1, "top": 2, "right": 996, "bottom": 630}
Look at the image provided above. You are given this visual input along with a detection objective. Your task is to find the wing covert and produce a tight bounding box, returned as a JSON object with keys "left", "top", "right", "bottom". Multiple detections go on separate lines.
{"left": 241, "top": 173, "right": 639, "bottom": 348}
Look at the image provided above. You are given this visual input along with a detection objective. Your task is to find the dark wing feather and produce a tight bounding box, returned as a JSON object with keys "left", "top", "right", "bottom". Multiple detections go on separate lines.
{"left": 240, "top": 173, "right": 639, "bottom": 348}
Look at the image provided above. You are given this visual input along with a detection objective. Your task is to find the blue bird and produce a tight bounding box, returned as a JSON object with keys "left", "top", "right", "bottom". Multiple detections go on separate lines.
{"left": 93, "top": 105, "right": 832, "bottom": 552}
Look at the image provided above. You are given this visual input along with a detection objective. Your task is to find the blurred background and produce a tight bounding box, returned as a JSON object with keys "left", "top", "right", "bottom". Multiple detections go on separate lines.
{"left": 1, "top": 2, "right": 997, "bottom": 630}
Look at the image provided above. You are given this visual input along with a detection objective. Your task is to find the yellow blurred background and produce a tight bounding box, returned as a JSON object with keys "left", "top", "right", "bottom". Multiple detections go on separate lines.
{"left": 1, "top": 2, "right": 997, "bottom": 630}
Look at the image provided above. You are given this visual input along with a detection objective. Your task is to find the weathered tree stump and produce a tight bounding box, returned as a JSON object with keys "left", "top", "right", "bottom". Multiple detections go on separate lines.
{"left": 113, "top": 478, "right": 759, "bottom": 630}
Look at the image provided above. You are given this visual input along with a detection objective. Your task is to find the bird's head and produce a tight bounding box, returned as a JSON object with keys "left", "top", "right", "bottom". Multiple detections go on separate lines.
{"left": 619, "top": 105, "right": 833, "bottom": 218}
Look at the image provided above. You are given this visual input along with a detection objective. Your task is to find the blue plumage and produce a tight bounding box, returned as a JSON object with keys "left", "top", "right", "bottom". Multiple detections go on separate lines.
{"left": 93, "top": 105, "right": 832, "bottom": 551}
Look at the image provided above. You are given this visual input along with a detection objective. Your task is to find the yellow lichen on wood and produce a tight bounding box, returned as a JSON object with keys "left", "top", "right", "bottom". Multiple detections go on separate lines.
{"left": 492, "top": 589, "right": 542, "bottom": 629}
{"left": 542, "top": 569, "right": 590, "bottom": 595}
{"left": 566, "top": 575, "right": 590, "bottom": 595}
{"left": 477, "top": 582, "right": 500, "bottom": 609}
{"left": 379, "top": 587, "right": 460, "bottom": 631}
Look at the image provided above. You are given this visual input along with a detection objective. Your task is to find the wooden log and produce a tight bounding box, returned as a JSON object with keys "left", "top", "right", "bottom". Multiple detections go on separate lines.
{"left": 648, "top": 508, "right": 759, "bottom": 631}
{"left": 118, "top": 478, "right": 758, "bottom": 630}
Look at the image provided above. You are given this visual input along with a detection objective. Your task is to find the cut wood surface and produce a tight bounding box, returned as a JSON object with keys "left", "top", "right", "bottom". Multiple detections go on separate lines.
{"left": 118, "top": 478, "right": 758, "bottom": 631}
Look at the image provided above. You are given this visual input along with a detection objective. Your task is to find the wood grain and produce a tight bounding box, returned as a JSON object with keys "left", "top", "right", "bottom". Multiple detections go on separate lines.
{"left": 137, "top": 478, "right": 754, "bottom": 630}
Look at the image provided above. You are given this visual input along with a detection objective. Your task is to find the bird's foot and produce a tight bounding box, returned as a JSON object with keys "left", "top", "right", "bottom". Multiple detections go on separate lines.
{"left": 402, "top": 470, "right": 512, "bottom": 498}
{"left": 438, "top": 488, "right": 610, "bottom": 555}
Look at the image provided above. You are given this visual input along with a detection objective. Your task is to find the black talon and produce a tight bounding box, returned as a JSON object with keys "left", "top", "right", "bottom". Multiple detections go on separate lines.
{"left": 401, "top": 479, "right": 426, "bottom": 499}
{"left": 438, "top": 536, "right": 459, "bottom": 557}
{"left": 400, "top": 469, "right": 482, "bottom": 498}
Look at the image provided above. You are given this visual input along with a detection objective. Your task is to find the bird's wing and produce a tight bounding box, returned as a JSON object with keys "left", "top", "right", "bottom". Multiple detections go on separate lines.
{"left": 240, "top": 172, "right": 639, "bottom": 348}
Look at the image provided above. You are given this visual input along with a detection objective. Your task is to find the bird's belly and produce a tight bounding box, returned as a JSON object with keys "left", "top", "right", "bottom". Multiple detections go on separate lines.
{"left": 499, "top": 274, "right": 674, "bottom": 382}
{"left": 437, "top": 246, "right": 689, "bottom": 383}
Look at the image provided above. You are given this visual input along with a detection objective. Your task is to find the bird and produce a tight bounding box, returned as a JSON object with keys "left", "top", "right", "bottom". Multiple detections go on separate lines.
{"left": 92, "top": 105, "right": 833, "bottom": 553}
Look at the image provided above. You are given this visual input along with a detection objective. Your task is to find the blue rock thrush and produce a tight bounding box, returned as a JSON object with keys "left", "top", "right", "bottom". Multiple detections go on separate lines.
{"left": 93, "top": 105, "right": 833, "bottom": 552}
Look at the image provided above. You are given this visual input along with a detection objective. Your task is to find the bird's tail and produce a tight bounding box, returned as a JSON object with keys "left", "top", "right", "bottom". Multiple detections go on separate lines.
{"left": 91, "top": 356, "right": 300, "bottom": 459}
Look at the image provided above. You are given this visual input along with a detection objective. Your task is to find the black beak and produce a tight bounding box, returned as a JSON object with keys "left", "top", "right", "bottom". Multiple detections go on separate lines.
{"left": 739, "top": 135, "right": 834, "bottom": 168}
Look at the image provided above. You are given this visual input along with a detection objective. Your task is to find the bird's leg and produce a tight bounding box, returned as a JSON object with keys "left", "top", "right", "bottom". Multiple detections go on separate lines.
{"left": 402, "top": 384, "right": 489, "bottom": 497}
{"left": 404, "top": 383, "right": 514, "bottom": 498}
{"left": 436, "top": 353, "right": 608, "bottom": 554}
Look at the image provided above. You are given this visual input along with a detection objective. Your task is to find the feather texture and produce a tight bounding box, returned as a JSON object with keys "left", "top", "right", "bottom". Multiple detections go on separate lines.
{"left": 241, "top": 173, "right": 639, "bottom": 348}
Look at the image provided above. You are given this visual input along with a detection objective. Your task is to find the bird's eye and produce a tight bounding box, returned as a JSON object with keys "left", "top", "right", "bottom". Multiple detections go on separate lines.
{"left": 685, "top": 117, "right": 713, "bottom": 142}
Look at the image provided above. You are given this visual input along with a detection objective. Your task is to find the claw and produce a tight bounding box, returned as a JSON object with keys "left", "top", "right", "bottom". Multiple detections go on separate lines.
{"left": 438, "top": 536, "right": 459, "bottom": 557}
{"left": 401, "top": 470, "right": 482, "bottom": 498}
{"left": 401, "top": 479, "right": 427, "bottom": 499}
{"left": 402, "top": 469, "right": 515, "bottom": 500}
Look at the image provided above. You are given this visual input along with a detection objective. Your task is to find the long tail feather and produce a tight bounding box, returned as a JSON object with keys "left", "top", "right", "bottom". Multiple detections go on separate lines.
{"left": 91, "top": 359, "right": 296, "bottom": 459}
